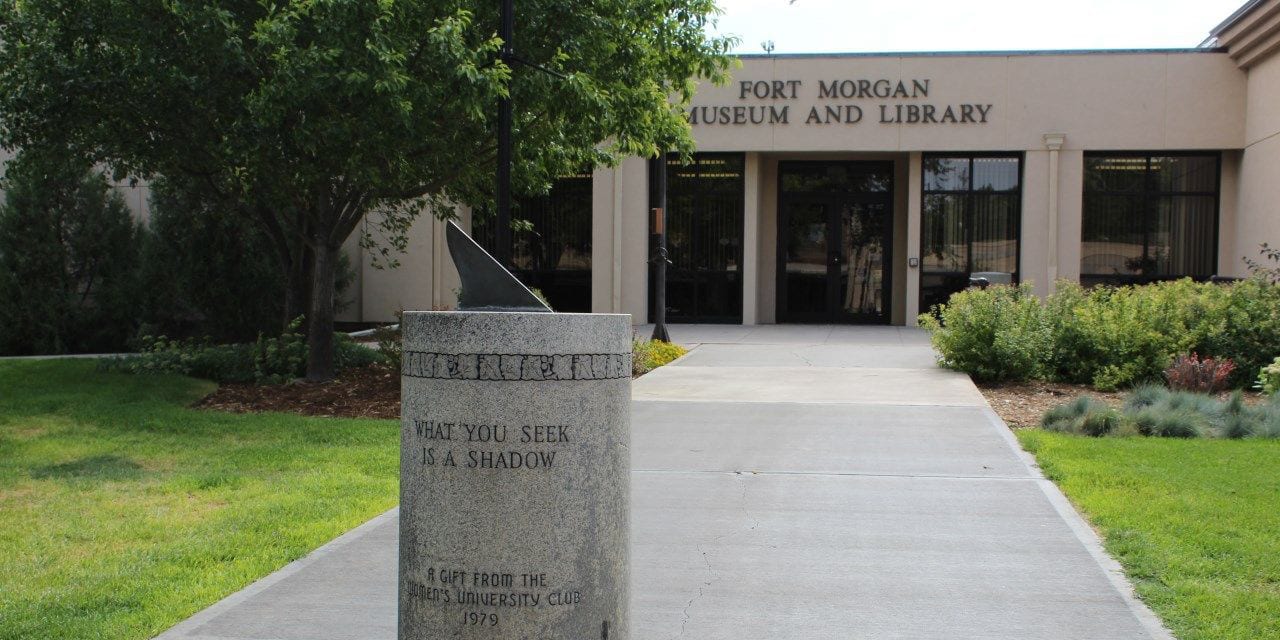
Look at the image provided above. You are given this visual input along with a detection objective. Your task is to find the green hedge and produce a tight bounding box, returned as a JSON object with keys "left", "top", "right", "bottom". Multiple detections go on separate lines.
{"left": 100, "top": 320, "right": 385, "bottom": 384}
{"left": 0, "top": 159, "right": 142, "bottom": 355}
{"left": 921, "top": 279, "right": 1280, "bottom": 390}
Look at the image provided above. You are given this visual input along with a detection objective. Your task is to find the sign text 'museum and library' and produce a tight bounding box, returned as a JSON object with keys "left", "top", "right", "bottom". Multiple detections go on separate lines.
{"left": 687, "top": 78, "right": 994, "bottom": 126}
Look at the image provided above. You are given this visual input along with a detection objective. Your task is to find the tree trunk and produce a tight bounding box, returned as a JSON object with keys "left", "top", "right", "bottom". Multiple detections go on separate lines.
{"left": 283, "top": 257, "right": 302, "bottom": 329}
{"left": 283, "top": 242, "right": 313, "bottom": 332}
{"left": 305, "top": 242, "right": 339, "bottom": 382}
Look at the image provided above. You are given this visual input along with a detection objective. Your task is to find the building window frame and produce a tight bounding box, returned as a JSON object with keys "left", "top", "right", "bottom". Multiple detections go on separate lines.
{"left": 647, "top": 152, "right": 746, "bottom": 324}
{"left": 471, "top": 174, "right": 594, "bottom": 312}
{"left": 919, "top": 152, "right": 1024, "bottom": 314}
{"left": 1080, "top": 151, "right": 1221, "bottom": 286}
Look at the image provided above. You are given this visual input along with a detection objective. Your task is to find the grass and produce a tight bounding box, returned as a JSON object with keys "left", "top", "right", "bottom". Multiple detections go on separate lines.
{"left": 1018, "top": 430, "right": 1280, "bottom": 640}
{"left": 0, "top": 360, "right": 398, "bottom": 640}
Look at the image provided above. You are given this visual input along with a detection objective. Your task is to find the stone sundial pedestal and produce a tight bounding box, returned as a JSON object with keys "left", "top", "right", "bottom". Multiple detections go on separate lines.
{"left": 398, "top": 222, "right": 631, "bottom": 640}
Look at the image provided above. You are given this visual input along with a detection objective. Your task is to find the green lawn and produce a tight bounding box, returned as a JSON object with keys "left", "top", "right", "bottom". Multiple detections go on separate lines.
{"left": 0, "top": 360, "right": 398, "bottom": 640}
{"left": 1018, "top": 430, "right": 1280, "bottom": 640}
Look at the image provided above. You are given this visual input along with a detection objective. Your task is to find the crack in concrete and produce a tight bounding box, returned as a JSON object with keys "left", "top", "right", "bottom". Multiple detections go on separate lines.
{"left": 675, "top": 473, "right": 752, "bottom": 637}
{"left": 676, "top": 543, "right": 718, "bottom": 639}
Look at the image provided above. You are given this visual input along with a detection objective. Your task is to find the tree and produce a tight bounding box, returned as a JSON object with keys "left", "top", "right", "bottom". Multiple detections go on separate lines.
{"left": 138, "top": 177, "right": 288, "bottom": 343}
{"left": 138, "top": 175, "right": 357, "bottom": 343}
{"left": 0, "top": 0, "right": 735, "bottom": 380}
{"left": 0, "top": 153, "right": 142, "bottom": 355}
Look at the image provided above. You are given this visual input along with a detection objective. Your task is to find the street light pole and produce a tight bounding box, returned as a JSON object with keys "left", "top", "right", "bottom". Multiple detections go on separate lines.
{"left": 651, "top": 152, "right": 670, "bottom": 342}
{"left": 495, "top": 0, "right": 514, "bottom": 269}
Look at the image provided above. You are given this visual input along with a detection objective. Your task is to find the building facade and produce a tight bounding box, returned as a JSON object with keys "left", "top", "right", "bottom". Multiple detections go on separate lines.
{"left": 344, "top": 0, "right": 1280, "bottom": 326}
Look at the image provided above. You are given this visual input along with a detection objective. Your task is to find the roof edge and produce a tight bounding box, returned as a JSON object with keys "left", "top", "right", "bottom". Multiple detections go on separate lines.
{"left": 1211, "top": 0, "right": 1268, "bottom": 36}
{"left": 733, "top": 48, "right": 1228, "bottom": 60}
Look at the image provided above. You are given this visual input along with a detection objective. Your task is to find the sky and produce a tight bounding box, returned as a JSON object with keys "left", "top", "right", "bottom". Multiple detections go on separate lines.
{"left": 709, "top": 0, "right": 1247, "bottom": 54}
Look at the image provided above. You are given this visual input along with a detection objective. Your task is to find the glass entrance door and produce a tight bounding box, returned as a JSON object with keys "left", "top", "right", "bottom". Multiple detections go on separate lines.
{"left": 778, "top": 162, "right": 893, "bottom": 324}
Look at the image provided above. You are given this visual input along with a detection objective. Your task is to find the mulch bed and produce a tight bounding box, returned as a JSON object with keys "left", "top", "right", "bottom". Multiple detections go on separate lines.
{"left": 194, "top": 364, "right": 401, "bottom": 419}
{"left": 977, "top": 381, "right": 1123, "bottom": 429}
{"left": 978, "top": 381, "right": 1269, "bottom": 429}
{"left": 195, "top": 364, "right": 1267, "bottom": 427}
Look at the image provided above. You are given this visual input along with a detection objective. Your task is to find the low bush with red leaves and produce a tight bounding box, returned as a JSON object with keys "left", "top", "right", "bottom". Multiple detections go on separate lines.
{"left": 1164, "top": 353, "right": 1236, "bottom": 393}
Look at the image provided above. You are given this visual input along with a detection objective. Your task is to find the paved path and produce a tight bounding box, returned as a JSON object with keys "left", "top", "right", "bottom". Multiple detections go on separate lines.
{"left": 157, "top": 325, "right": 1170, "bottom": 640}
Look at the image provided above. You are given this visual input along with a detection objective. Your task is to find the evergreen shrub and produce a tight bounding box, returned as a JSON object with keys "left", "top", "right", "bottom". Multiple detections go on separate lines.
{"left": 0, "top": 156, "right": 142, "bottom": 355}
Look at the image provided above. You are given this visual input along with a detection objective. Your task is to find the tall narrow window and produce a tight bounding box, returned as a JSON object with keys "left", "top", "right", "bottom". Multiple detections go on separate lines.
{"left": 649, "top": 153, "right": 745, "bottom": 323}
{"left": 920, "top": 154, "right": 1022, "bottom": 313}
{"left": 1081, "top": 154, "right": 1219, "bottom": 285}
{"left": 472, "top": 174, "right": 593, "bottom": 312}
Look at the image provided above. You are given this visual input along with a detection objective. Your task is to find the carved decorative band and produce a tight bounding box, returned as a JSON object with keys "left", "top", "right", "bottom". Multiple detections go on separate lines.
{"left": 402, "top": 351, "right": 632, "bottom": 382}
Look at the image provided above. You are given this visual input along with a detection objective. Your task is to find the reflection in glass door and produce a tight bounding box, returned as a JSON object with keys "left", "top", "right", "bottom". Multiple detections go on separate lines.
{"left": 778, "top": 162, "right": 893, "bottom": 324}
{"left": 782, "top": 200, "right": 829, "bottom": 317}
{"left": 838, "top": 200, "right": 889, "bottom": 318}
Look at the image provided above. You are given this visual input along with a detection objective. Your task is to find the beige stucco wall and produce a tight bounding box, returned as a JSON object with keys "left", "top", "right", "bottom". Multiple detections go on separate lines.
{"left": 355, "top": 207, "right": 463, "bottom": 323}
{"left": 687, "top": 52, "right": 1245, "bottom": 153}
{"left": 1233, "top": 52, "right": 1280, "bottom": 274}
{"left": 349, "top": 49, "right": 1270, "bottom": 327}
{"left": 590, "top": 157, "right": 649, "bottom": 323}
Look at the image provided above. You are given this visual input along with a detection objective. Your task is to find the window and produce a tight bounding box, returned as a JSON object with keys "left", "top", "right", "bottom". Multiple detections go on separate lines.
{"left": 648, "top": 153, "right": 745, "bottom": 323}
{"left": 472, "top": 175, "right": 593, "bottom": 312}
{"left": 1081, "top": 154, "right": 1219, "bottom": 285}
{"left": 920, "top": 154, "right": 1022, "bottom": 312}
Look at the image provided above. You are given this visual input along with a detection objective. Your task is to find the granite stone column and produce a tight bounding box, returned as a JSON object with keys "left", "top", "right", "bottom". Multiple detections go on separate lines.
{"left": 399, "top": 311, "right": 631, "bottom": 640}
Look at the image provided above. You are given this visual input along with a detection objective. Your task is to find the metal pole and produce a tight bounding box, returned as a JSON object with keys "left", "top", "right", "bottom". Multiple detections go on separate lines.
{"left": 495, "top": 0, "right": 514, "bottom": 268}
{"left": 652, "top": 153, "right": 671, "bottom": 342}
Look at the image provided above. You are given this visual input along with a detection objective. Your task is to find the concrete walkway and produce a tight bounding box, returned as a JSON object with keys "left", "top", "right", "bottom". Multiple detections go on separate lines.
{"left": 156, "top": 325, "right": 1170, "bottom": 640}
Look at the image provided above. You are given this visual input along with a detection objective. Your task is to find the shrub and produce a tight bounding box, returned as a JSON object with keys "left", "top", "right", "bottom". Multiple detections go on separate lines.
{"left": 1041, "top": 396, "right": 1122, "bottom": 436}
{"left": 1128, "top": 407, "right": 1211, "bottom": 438}
{"left": 1043, "top": 280, "right": 1094, "bottom": 383}
{"left": 1222, "top": 392, "right": 1256, "bottom": 439}
{"left": 1123, "top": 383, "right": 1169, "bottom": 411}
{"left": 334, "top": 333, "right": 386, "bottom": 371}
{"left": 1257, "top": 357, "right": 1280, "bottom": 395}
{"left": 530, "top": 288, "right": 552, "bottom": 310}
{"left": 1257, "top": 395, "right": 1280, "bottom": 438}
{"left": 250, "top": 318, "right": 308, "bottom": 383}
{"left": 632, "top": 341, "right": 653, "bottom": 377}
{"left": 0, "top": 155, "right": 143, "bottom": 355}
{"left": 1244, "top": 243, "right": 1280, "bottom": 283}
{"left": 1164, "top": 353, "right": 1235, "bottom": 393}
{"left": 137, "top": 179, "right": 287, "bottom": 343}
{"left": 1195, "top": 278, "right": 1280, "bottom": 387}
{"left": 103, "top": 336, "right": 256, "bottom": 383}
{"left": 632, "top": 339, "right": 688, "bottom": 376}
{"left": 645, "top": 340, "right": 687, "bottom": 369}
{"left": 1221, "top": 391, "right": 1280, "bottom": 439}
{"left": 103, "top": 318, "right": 385, "bottom": 384}
{"left": 372, "top": 310, "right": 404, "bottom": 372}
{"left": 1062, "top": 280, "right": 1218, "bottom": 390}
{"left": 919, "top": 283, "right": 1051, "bottom": 383}
{"left": 138, "top": 178, "right": 359, "bottom": 343}
{"left": 1045, "top": 388, "right": 1280, "bottom": 439}
{"left": 926, "top": 277, "right": 1280, "bottom": 391}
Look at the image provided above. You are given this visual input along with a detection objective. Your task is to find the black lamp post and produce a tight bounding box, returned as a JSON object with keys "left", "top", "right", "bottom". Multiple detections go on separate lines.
{"left": 651, "top": 152, "right": 671, "bottom": 342}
